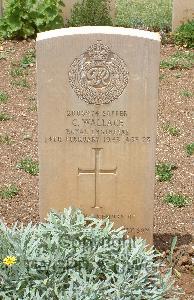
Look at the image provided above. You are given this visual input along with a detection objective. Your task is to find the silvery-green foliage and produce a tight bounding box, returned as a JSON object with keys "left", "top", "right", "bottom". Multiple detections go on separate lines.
{"left": 116, "top": 0, "right": 172, "bottom": 32}
{"left": 0, "top": 208, "right": 178, "bottom": 299}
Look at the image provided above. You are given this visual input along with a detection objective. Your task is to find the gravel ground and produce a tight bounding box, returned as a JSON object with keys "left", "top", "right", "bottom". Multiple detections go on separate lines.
{"left": 0, "top": 40, "right": 193, "bottom": 298}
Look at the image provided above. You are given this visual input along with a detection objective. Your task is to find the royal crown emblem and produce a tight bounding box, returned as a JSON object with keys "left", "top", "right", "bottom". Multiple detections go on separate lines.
{"left": 68, "top": 40, "right": 129, "bottom": 105}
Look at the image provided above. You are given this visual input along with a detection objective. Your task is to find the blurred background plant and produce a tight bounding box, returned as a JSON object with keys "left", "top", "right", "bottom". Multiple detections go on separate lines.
{"left": 115, "top": 0, "right": 172, "bottom": 32}
{"left": 0, "top": 0, "right": 64, "bottom": 39}
{"left": 173, "top": 20, "right": 194, "bottom": 49}
{"left": 67, "top": 0, "right": 112, "bottom": 27}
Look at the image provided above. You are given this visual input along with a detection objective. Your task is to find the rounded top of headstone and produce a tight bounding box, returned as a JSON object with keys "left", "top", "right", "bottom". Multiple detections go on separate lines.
{"left": 37, "top": 26, "right": 161, "bottom": 42}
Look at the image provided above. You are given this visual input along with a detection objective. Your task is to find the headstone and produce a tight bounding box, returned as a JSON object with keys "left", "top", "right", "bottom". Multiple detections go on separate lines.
{"left": 62, "top": 0, "right": 116, "bottom": 22}
{"left": 62, "top": 0, "right": 78, "bottom": 22}
{"left": 172, "top": 0, "right": 194, "bottom": 31}
{"left": 37, "top": 27, "right": 160, "bottom": 244}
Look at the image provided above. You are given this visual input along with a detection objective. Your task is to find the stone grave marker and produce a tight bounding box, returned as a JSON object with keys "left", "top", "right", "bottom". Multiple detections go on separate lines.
{"left": 172, "top": 0, "right": 194, "bottom": 31}
{"left": 62, "top": 0, "right": 79, "bottom": 22}
{"left": 37, "top": 27, "right": 160, "bottom": 244}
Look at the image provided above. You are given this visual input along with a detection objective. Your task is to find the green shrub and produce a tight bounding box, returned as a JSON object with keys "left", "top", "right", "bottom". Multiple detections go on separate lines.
{"left": 0, "top": 52, "right": 7, "bottom": 60}
{"left": 68, "top": 0, "right": 112, "bottom": 27}
{"left": 0, "top": 208, "right": 177, "bottom": 299}
{"left": 16, "top": 158, "right": 39, "bottom": 175}
{"left": 11, "top": 78, "right": 29, "bottom": 88}
{"left": 164, "top": 193, "right": 191, "bottom": 207}
{"left": 0, "top": 0, "right": 64, "bottom": 39}
{"left": 156, "top": 162, "right": 177, "bottom": 182}
{"left": 0, "top": 134, "right": 12, "bottom": 145}
{"left": 163, "top": 122, "right": 181, "bottom": 136}
{"left": 160, "top": 50, "right": 194, "bottom": 69}
{"left": 185, "top": 142, "right": 194, "bottom": 156}
{"left": 10, "top": 66, "right": 24, "bottom": 77}
{"left": 20, "top": 49, "right": 36, "bottom": 68}
{"left": 116, "top": 0, "right": 172, "bottom": 32}
{"left": 0, "top": 184, "right": 20, "bottom": 199}
{"left": 174, "top": 20, "right": 194, "bottom": 49}
{"left": 180, "top": 89, "right": 193, "bottom": 98}
{"left": 0, "top": 91, "right": 8, "bottom": 103}
{"left": 0, "top": 112, "right": 11, "bottom": 121}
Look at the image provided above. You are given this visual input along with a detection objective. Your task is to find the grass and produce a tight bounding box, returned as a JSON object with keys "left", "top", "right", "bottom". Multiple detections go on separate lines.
{"left": 23, "top": 132, "right": 32, "bottom": 141}
{"left": 163, "top": 123, "right": 180, "bottom": 136}
{"left": 173, "top": 20, "right": 194, "bottom": 49}
{"left": 167, "top": 236, "right": 177, "bottom": 268}
{"left": 9, "top": 51, "right": 35, "bottom": 87}
{"left": 11, "top": 78, "right": 30, "bottom": 88}
{"left": 0, "top": 46, "right": 15, "bottom": 61}
{"left": 0, "top": 185, "right": 20, "bottom": 200}
{"left": 180, "top": 90, "right": 193, "bottom": 98}
{"left": 28, "top": 103, "right": 37, "bottom": 112}
{"left": 16, "top": 158, "right": 39, "bottom": 176}
{"left": 20, "top": 49, "right": 35, "bottom": 68}
{"left": 160, "top": 50, "right": 194, "bottom": 70}
{"left": 0, "top": 91, "right": 8, "bottom": 103}
{"left": 0, "top": 134, "right": 12, "bottom": 145}
{"left": 11, "top": 60, "right": 19, "bottom": 67}
{"left": 156, "top": 163, "right": 177, "bottom": 182}
{"left": 185, "top": 143, "right": 194, "bottom": 156}
{"left": 10, "top": 66, "right": 23, "bottom": 78}
{"left": 164, "top": 193, "right": 191, "bottom": 207}
{"left": 28, "top": 96, "right": 36, "bottom": 101}
{"left": 11, "top": 49, "right": 36, "bottom": 70}
{"left": 10, "top": 62, "right": 29, "bottom": 88}
{"left": 0, "top": 52, "right": 6, "bottom": 60}
{"left": 174, "top": 73, "right": 182, "bottom": 79}
{"left": 159, "top": 74, "right": 165, "bottom": 80}
{"left": 0, "top": 112, "right": 11, "bottom": 121}
{"left": 116, "top": 0, "right": 172, "bottom": 32}
{"left": 28, "top": 95, "right": 37, "bottom": 111}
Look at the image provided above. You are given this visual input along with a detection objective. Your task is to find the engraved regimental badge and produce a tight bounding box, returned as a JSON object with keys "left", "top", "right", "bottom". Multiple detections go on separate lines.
{"left": 68, "top": 40, "right": 129, "bottom": 105}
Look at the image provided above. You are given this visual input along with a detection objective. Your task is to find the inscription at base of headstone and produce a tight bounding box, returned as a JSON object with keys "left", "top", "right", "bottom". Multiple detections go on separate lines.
{"left": 172, "top": 0, "right": 194, "bottom": 31}
{"left": 37, "top": 27, "right": 160, "bottom": 244}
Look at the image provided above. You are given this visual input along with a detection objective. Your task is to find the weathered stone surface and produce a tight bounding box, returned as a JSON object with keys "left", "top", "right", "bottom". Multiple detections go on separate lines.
{"left": 172, "top": 0, "right": 194, "bottom": 31}
{"left": 37, "top": 27, "right": 160, "bottom": 244}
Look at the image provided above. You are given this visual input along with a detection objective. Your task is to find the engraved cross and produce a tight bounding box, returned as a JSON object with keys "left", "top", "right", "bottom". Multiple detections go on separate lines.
{"left": 78, "top": 148, "right": 117, "bottom": 208}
